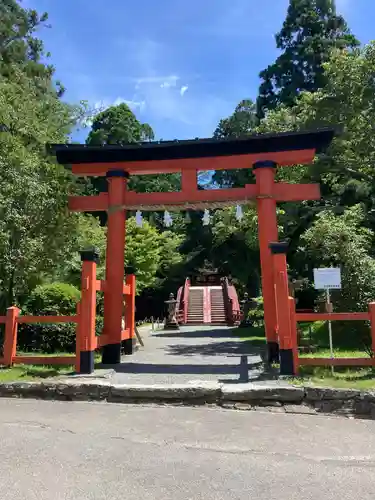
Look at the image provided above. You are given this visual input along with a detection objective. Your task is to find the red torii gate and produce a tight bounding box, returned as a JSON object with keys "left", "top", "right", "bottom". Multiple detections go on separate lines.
{"left": 50, "top": 128, "right": 334, "bottom": 365}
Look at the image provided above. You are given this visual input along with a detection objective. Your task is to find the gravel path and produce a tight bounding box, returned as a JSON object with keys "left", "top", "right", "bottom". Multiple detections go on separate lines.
{"left": 111, "top": 325, "right": 270, "bottom": 385}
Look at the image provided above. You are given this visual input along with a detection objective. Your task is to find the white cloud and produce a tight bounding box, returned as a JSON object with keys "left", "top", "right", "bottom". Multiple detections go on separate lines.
{"left": 113, "top": 97, "right": 146, "bottom": 112}
{"left": 81, "top": 97, "right": 146, "bottom": 128}
{"left": 180, "top": 85, "right": 189, "bottom": 96}
{"left": 134, "top": 75, "right": 179, "bottom": 87}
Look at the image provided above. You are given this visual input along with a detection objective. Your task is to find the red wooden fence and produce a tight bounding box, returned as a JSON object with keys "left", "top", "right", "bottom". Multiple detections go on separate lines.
{"left": 0, "top": 260, "right": 136, "bottom": 374}
{"left": 289, "top": 298, "right": 375, "bottom": 374}
{"left": 270, "top": 242, "right": 375, "bottom": 376}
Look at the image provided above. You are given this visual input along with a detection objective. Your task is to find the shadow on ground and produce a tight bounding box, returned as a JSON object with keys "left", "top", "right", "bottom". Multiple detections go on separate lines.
{"left": 100, "top": 326, "right": 280, "bottom": 384}
{"left": 106, "top": 357, "right": 278, "bottom": 384}
{"left": 164, "top": 339, "right": 262, "bottom": 357}
{"left": 153, "top": 329, "right": 238, "bottom": 339}
{"left": 110, "top": 359, "right": 270, "bottom": 384}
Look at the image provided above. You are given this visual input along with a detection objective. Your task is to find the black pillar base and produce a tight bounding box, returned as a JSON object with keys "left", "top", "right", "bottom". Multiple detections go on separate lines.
{"left": 79, "top": 350, "right": 94, "bottom": 374}
{"left": 122, "top": 338, "right": 133, "bottom": 355}
{"left": 164, "top": 323, "right": 180, "bottom": 330}
{"left": 280, "top": 349, "right": 295, "bottom": 376}
{"left": 101, "top": 343, "right": 121, "bottom": 364}
{"left": 267, "top": 341, "right": 280, "bottom": 364}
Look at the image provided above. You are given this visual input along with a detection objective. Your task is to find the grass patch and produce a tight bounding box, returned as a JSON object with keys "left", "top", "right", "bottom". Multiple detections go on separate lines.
{"left": 299, "top": 348, "right": 369, "bottom": 358}
{"left": 236, "top": 325, "right": 267, "bottom": 349}
{"left": 16, "top": 351, "right": 75, "bottom": 357}
{"left": 0, "top": 352, "right": 102, "bottom": 382}
{"left": 0, "top": 364, "right": 72, "bottom": 382}
{"left": 298, "top": 320, "right": 372, "bottom": 353}
{"left": 295, "top": 321, "right": 375, "bottom": 389}
{"left": 291, "top": 366, "right": 375, "bottom": 390}
{"left": 235, "top": 324, "right": 375, "bottom": 389}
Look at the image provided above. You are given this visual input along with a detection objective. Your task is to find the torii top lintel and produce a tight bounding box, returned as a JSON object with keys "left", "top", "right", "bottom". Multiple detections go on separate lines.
{"left": 49, "top": 128, "right": 334, "bottom": 177}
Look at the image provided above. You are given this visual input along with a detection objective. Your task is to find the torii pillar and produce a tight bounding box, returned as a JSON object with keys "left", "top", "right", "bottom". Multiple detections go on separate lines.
{"left": 101, "top": 170, "right": 128, "bottom": 364}
{"left": 253, "top": 160, "right": 279, "bottom": 363}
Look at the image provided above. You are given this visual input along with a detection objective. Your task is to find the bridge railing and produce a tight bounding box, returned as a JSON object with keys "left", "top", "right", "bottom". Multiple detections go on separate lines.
{"left": 222, "top": 277, "right": 241, "bottom": 325}
{"left": 182, "top": 277, "right": 190, "bottom": 324}
{"left": 175, "top": 286, "right": 184, "bottom": 323}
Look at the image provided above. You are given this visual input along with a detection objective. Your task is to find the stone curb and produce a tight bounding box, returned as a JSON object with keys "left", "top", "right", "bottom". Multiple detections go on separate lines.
{"left": 0, "top": 381, "right": 374, "bottom": 418}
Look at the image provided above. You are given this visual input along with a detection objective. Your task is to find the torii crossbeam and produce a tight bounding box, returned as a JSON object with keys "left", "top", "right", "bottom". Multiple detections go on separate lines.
{"left": 49, "top": 128, "right": 334, "bottom": 364}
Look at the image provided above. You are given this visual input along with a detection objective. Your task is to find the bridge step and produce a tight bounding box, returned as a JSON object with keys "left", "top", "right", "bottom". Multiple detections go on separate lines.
{"left": 184, "top": 286, "right": 229, "bottom": 325}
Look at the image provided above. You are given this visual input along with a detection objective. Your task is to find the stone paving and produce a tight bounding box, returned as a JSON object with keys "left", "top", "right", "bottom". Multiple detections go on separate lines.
{"left": 107, "top": 325, "right": 278, "bottom": 385}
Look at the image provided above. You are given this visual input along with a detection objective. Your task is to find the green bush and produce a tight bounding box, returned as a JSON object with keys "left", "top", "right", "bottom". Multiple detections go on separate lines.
{"left": 246, "top": 296, "right": 264, "bottom": 326}
{"left": 301, "top": 320, "right": 372, "bottom": 355}
{"left": 25, "top": 283, "right": 81, "bottom": 315}
{"left": 17, "top": 283, "right": 81, "bottom": 354}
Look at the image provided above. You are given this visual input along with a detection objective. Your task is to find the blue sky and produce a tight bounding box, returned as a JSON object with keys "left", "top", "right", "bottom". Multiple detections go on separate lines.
{"left": 24, "top": 0, "right": 373, "bottom": 141}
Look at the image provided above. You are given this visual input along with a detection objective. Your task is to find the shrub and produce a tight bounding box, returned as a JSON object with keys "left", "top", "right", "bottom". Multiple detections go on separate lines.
{"left": 25, "top": 283, "right": 81, "bottom": 315}
{"left": 17, "top": 283, "right": 81, "bottom": 354}
{"left": 246, "top": 296, "right": 264, "bottom": 326}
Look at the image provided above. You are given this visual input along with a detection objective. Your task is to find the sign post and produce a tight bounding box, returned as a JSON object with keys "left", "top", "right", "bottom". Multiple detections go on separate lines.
{"left": 313, "top": 268, "right": 341, "bottom": 373}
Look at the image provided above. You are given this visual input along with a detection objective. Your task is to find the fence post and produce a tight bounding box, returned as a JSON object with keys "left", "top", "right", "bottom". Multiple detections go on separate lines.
{"left": 269, "top": 242, "right": 295, "bottom": 376}
{"left": 124, "top": 273, "right": 136, "bottom": 355}
{"left": 3, "top": 306, "right": 20, "bottom": 366}
{"left": 369, "top": 302, "right": 375, "bottom": 362}
{"left": 289, "top": 297, "right": 299, "bottom": 375}
{"left": 75, "top": 301, "right": 81, "bottom": 373}
{"left": 78, "top": 250, "right": 99, "bottom": 374}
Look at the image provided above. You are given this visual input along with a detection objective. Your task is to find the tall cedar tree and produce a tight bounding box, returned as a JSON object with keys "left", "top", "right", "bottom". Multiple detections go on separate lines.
{"left": 257, "top": 0, "right": 359, "bottom": 118}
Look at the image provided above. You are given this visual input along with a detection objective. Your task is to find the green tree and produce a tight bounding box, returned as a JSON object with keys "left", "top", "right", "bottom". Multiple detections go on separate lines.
{"left": 301, "top": 205, "right": 375, "bottom": 312}
{"left": 248, "top": 42, "right": 375, "bottom": 319}
{"left": 0, "top": 0, "right": 88, "bottom": 312}
{"left": 212, "top": 99, "right": 259, "bottom": 188}
{"left": 157, "top": 230, "right": 184, "bottom": 281}
{"left": 85, "top": 103, "right": 182, "bottom": 195}
{"left": 0, "top": 0, "right": 66, "bottom": 96}
{"left": 213, "top": 99, "right": 259, "bottom": 139}
{"left": 257, "top": 42, "right": 375, "bottom": 239}
{"left": 124, "top": 218, "right": 182, "bottom": 294}
{"left": 257, "top": 0, "right": 359, "bottom": 118}
{"left": 0, "top": 71, "right": 85, "bottom": 311}
{"left": 86, "top": 103, "right": 154, "bottom": 146}
{"left": 124, "top": 218, "right": 162, "bottom": 293}
{"left": 53, "top": 214, "right": 107, "bottom": 287}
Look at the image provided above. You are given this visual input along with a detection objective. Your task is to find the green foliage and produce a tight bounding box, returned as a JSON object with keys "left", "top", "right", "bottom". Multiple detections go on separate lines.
{"left": 246, "top": 297, "right": 264, "bottom": 326}
{"left": 300, "top": 319, "right": 372, "bottom": 353}
{"left": 0, "top": 0, "right": 93, "bottom": 316}
{"left": 85, "top": 103, "right": 180, "bottom": 197}
{"left": 55, "top": 214, "right": 107, "bottom": 287}
{"left": 86, "top": 103, "right": 154, "bottom": 146}
{"left": 17, "top": 322, "right": 76, "bottom": 354}
{"left": 213, "top": 100, "right": 259, "bottom": 139}
{"left": 18, "top": 283, "right": 80, "bottom": 353}
{"left": 0, "top": 0, "right": 56, "bottom": 93}
{"left": 124, "top": 218, "right": 183, "bottom": 294}
{"left": 257, "top": 0, "right": 359, "bottom": 117}
{"left": 25, "top": 282, "right": 80, "bottom": 315}
{"left": 0, "top": 68, "right": 86, "bottom": 312}
{"left": 125, "top": 218, "right": 161, "bottom": 293}
{"left": 213, "top": 100, "right": 259, "bottom": 187}
{"left": 255, "top": 43, "right": 375, "bottom": 287}
{"left": 157, "top": 230, "right": 184, "bottom": 282}
{"left": 301, "top": 205, "right": 375, "bottom": 312}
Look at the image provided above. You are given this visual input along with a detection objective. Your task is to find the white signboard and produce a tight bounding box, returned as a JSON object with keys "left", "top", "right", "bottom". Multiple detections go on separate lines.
{"left": 313, "top": 268, "right": 341, "bottom": 290}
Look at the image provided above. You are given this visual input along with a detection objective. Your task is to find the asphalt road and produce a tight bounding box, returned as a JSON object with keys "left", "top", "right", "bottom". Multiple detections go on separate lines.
{"left": 0, "top": 400, "right": 375, "bottom": 499}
